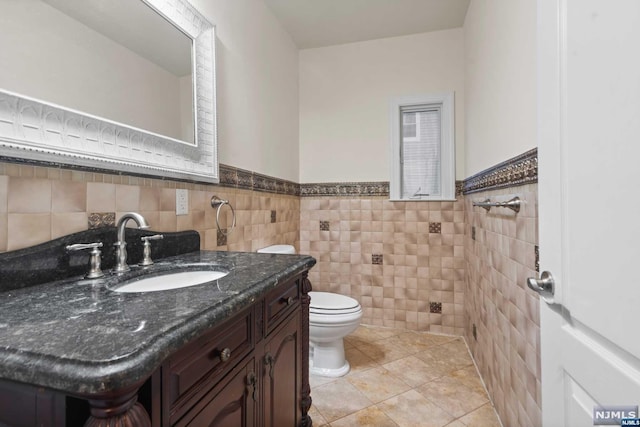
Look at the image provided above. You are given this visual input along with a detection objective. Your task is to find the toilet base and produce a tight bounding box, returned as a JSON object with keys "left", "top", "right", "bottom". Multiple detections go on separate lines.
{"left": 309, "top": 339, "right": 351, "bottom": 377}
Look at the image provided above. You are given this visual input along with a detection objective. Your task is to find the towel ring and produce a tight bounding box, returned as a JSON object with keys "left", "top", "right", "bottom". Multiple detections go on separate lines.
{"left": 211, "top": 196, "right": 237, "bottom": 236}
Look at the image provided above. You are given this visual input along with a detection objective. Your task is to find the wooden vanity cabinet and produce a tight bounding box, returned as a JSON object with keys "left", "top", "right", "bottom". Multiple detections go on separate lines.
{"left": 0, "top": 272, "right": 312, "bottom": 427}
{"left": 158, "top": 272, "right": 311, "bottom": 427}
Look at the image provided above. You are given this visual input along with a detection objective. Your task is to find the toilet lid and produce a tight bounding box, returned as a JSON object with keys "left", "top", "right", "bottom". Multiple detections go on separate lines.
{"left": 309, "top": 291, "right": 361, "bottom": 313}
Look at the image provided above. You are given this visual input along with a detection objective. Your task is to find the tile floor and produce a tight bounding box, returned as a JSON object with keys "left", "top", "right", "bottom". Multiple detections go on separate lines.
{"left": 309, "top": 325, "right": 502, "bottom": 427}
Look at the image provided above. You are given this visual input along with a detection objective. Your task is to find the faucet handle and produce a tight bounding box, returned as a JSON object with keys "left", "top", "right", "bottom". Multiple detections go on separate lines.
{"left": 66, "top": 242, "right": 103, "bottom": 251}
{"left": 141, "top": 234, "right": 164, "bottom": 243}
{"left": 140, "top": 234, "right": 164, "bottom": 266}
{"left": 65, "top": 242, "right": 105, "bottom": 279}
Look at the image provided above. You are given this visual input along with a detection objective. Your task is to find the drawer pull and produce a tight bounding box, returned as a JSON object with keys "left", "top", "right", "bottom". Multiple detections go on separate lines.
{"left": 281, "top": 296, "right": 295, "bottom": 305}
{"left": 219, "top": 348, "right": 231, "bottom": 363}
{"left": 264, "top": 353, "right": 275, "bottom": 379}
{"left": 246, "top": 371, "right": 257, "bottom": 401}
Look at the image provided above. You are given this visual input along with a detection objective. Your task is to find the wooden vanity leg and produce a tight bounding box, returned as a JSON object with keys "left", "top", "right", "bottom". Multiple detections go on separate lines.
{"left": 83, "top": 387, "right": 151, "bottom": 427}
{"left": 300, "top": 273, "right": 313, "bottom": 427}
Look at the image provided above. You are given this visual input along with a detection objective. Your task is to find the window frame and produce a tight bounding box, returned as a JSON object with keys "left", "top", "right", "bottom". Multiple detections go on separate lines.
{"left": 389, "top": 92, "right": 456, "bottom": 201}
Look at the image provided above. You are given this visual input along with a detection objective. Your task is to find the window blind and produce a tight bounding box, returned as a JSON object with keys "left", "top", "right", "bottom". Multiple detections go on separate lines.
{"left": 400, "top": 106, "right": 441, "bottom": 198}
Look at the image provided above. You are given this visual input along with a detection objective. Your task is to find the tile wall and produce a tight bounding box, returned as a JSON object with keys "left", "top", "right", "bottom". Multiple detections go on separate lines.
{"left": 0, "top": 150, "right": 542, "bottom": 427}
{"left": 0, "top": 162, "right": 299, "bottom": 253}
{"left": 299, "top": 196, "right": 466, "bottom": 334}
{"left": 464, "top": 183, "right": 540, "bottom": 427}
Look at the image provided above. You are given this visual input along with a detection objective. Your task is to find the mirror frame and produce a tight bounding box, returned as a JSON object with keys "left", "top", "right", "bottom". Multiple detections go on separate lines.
{"left": 0, "top": 0, "right": 218, "bottom": 183}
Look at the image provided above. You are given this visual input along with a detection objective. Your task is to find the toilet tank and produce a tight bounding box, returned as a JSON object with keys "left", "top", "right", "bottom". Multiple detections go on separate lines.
{"left": 256, "top": 245, "right": 296, "bottom": 254}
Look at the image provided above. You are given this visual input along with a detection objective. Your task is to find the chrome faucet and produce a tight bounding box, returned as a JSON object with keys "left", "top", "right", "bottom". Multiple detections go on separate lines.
{"left": 114, "top": 212, "right": 150, "bottom": 273}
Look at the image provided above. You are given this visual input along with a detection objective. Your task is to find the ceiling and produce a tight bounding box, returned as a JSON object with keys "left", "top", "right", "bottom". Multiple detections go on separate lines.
{"left": 263, "top": 0, "right": 471, "bottom": 49}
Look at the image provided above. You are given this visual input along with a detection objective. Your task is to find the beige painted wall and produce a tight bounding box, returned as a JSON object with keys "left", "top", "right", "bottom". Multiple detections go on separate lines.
{"left": 463, "top": 0, "right": 537, "bottom": 176}
{"left": 193, "top": 0, "right": 300, "bottom": 182}
{"left": 299, "top": 29, "right": 465, "bottom": 183}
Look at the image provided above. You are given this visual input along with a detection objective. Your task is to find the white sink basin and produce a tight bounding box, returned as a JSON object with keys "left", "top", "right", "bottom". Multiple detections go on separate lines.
{"left": 112, "top": 270, "right": 228, "bottom": 293}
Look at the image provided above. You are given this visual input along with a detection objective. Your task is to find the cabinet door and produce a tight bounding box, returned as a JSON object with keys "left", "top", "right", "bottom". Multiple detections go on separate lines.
{"left": 262, "top": 311, "right": 301, "bottom": 427}
{"left": 0, "top": 380, "right": 65, "bottom": 427}
{"left": 177, "top": 358, "right": 256, "bottom": 427}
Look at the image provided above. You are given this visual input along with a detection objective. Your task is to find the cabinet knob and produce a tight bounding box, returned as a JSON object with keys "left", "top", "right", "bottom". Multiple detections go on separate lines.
{"left": 281, "top": 296, "right": 295, "bottom": 305}
{"left": 219, "top": 348, "right": 231, "bottom": 363}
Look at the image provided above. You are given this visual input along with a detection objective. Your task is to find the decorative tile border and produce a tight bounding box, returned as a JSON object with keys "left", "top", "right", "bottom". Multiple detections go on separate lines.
{"left": 300, "top": 182, "right": 390, "bottom": 197}
{"left": 218, "top": 164, "right": 300, "bottom": 196}
{"left": 300, "top": 180, "right": 464, "bottom": 198}
{"left": 88, "top": 212, "right": 115, "bottom": 229}
{"left": 462, "top": 148, "right": 537, "bottom": 194}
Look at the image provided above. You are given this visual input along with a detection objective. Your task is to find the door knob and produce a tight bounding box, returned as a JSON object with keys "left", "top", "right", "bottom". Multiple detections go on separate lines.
{"left": 527, "top": 271, "right": 555, "bottom": 298}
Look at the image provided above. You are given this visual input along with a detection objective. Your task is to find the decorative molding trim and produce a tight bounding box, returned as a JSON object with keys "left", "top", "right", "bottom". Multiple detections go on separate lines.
{"left": 455, "top": 181, "right": 464, "bottom": 197}
{"left": 463, "top": 148, "right": 537, "bottom": 194}
{"left": 300, "top": 182, "right": 389, "bottom": 197}
{"left": 0, "top": 0, "right": 218, "bottom": 183}
{"left": 300, "top": 181, "right": 465, "bottom": 198}
{"left": 218, "top": 164, "right": 300, "bottom": 196}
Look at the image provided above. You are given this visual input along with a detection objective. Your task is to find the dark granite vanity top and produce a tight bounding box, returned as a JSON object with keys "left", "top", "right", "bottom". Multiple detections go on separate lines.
{"left": 0, "top": 250, "right": 315, "bottom": 396}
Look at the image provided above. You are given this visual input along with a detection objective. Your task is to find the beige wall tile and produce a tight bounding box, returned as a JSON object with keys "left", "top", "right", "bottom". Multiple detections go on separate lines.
{"left": 300, "top": 195, "right": 466, "bottom": 333}
{"left": 158, "top": 211, "right": 177, "bottom": 232}
{"left": 0, "top": 213, "right": 7, "bottom": 251}
{"left": 0, "top": 176, "right": 7, "bottom": 213}
{"left": 177, "top": 214, "right": 193, "bottom": 231}
{"left": 87, "top": 182, "right": 116, "bottom": 212}
{"left": 52, "top": 180, "right": 86, "bottom": 213}
{"left": 8, "top": 178, "right": 52, "bottom": 213}
{"left": 7, "top": 213, "right": 51, "bottom": 250}
{"left": 464, "top": 184, "right": 540, "bottom": 427}
{"left": 51, "top": 212, "right": 88, "bottom": 239}
{"left": 160, "top": 188, "right": 176, "bottom": 211}
{"left": 139, "top": 212, "right": 160, "bottom": 231}
{"left": 115, "top": 185, "right": 140, "bottom": 212}
{"left": 139, "top": 187, "right": 161, "bottom": 211}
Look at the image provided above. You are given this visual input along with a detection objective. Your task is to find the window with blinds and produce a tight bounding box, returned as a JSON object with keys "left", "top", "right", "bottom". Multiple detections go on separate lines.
{"left": 390, "top": 93, "right": 455, "bottom": 201}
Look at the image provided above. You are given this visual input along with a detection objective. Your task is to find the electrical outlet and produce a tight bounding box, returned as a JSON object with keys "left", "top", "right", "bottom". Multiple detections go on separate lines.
{"left": 176, "top": 189, "right": 188, "bottom": 215}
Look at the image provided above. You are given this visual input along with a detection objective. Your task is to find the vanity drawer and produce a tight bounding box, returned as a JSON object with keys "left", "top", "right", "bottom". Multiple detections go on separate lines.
{"left": 166, "top": 307, "right": 254, "bottom": 418}
{"left": 265, "top": 277, "right": 300, "bottom": 334}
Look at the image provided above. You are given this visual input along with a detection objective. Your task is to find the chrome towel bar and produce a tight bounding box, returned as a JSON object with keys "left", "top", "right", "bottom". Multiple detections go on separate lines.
{"left": 473, "top": 196, "right": 521, "bottom": 213}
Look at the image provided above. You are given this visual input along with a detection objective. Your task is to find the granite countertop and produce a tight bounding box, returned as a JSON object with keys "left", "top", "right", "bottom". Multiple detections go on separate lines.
{"left": 0, "top": 250, "right": 316, "bottom": 396}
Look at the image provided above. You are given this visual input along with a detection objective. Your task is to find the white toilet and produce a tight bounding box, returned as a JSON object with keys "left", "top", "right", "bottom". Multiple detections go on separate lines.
{"left": 257, "top": 245, "right": 363, "bottom": 377}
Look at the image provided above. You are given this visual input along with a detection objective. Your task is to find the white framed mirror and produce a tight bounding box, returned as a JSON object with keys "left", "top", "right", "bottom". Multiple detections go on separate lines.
{"left": 0, "top": 0, "right": 218, "bottom": 183}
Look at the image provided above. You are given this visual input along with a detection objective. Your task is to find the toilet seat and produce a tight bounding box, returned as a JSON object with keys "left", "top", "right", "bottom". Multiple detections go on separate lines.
{"left": 309, "top": 291, "right": 361, "bottom": 315}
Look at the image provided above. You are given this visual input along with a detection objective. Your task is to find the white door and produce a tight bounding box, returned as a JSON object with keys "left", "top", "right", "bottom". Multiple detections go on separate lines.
{"left": 537, "top": 0, "right": 640, "bottom": 426}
